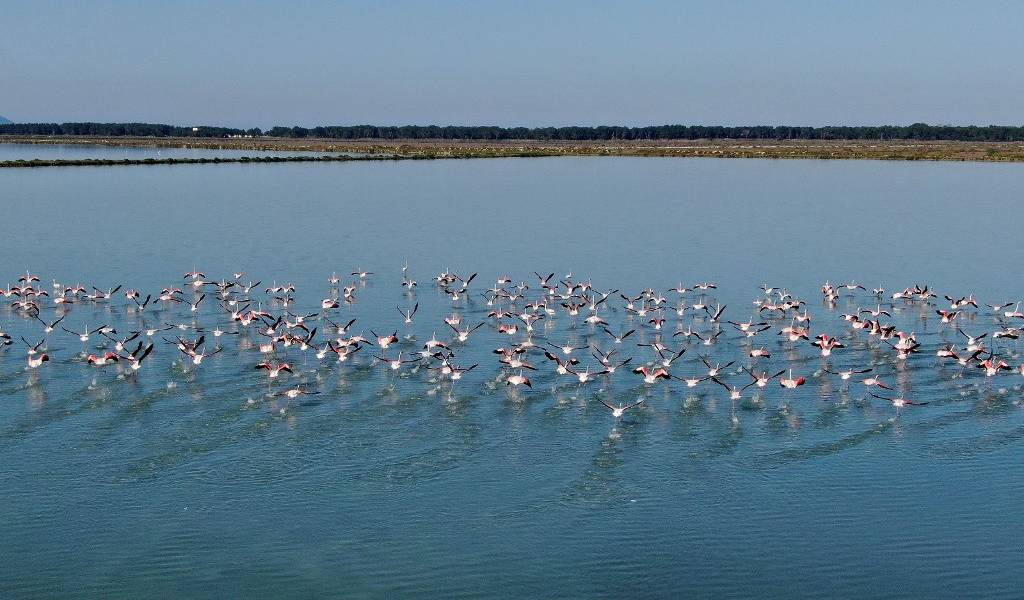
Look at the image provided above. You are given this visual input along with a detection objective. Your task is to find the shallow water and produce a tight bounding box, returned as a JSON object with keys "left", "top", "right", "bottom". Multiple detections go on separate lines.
{"left": 1, "top": 157, "right": 1023, "bottom": 599}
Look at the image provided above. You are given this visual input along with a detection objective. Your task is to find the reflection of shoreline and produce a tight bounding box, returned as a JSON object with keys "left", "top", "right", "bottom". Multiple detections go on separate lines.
{"left": 3, "top": 136, "right": 1024, "bottom": 163}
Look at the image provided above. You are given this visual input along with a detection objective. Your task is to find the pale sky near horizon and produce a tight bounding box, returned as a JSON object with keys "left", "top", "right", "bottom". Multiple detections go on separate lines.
{"left": 2, "top": 1, "right": 1022, "bottom": 128}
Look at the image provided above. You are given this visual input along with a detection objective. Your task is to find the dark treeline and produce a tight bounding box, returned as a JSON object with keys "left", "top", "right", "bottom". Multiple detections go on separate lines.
{"left": 3, "top": 122, "right": 1024, "bottom": 142}
{"left": 265, "top": 123, "right": 1024, "bottom": 142}
{"left": 0, "top": 122, "right": 260, "bottom": 138}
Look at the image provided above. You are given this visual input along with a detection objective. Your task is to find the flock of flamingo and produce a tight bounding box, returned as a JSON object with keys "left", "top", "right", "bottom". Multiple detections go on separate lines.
{"left": 3, "top": 266, "right": 1022, "bottom": 418}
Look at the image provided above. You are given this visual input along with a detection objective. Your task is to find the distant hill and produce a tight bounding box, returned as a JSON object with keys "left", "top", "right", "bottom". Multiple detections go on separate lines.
{"left": 0, "top": 115, "right": 12, "bottom": 125}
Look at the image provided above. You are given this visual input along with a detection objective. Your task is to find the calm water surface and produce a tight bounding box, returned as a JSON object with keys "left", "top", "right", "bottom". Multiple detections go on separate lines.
{"left": 1, "top": 158, "right": 1023, "bottom": 599}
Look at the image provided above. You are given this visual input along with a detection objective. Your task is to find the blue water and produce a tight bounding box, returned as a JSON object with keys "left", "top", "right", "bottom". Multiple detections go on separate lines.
{"left": 0, "top": 142, "right": 333, "bottom": 161}
{"left": 1, "top": 157, "right": 1023, "bottom": 599}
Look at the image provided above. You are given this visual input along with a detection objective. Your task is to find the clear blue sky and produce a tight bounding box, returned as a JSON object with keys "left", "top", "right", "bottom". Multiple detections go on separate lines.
{"left": 2, "top": 1, "right": 1022, "bottom": 127}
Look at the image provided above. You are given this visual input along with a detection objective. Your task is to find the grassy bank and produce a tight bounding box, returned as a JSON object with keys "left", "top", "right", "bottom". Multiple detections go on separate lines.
{"left": 0, "top": 154, "right": 396, "bottom": 168}
{"left": 0, "top": 151, "right": 560, "bottom": 169}
{"left": 3, "top": 135, "right": 1024, "bottom": 166}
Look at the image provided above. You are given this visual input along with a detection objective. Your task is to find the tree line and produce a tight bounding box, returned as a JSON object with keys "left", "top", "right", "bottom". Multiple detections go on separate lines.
{"left": 3, "top": 122, "right": 1024, "bottom": 142}
{"left": 0, "top": 122, "right": 260, "bottom": 138}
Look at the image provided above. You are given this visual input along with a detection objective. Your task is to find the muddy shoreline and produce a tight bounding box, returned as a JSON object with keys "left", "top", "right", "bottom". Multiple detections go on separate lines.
{"left": 3, "top": 135, "right": 1024, "bottom": 164}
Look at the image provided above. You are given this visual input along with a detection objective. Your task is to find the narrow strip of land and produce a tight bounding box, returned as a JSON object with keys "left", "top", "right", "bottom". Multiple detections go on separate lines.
{"left": 1, "top": 154, "right": 395, "bottom": 168}
{"left": 3, "top": 135, "right": 1024, "bottom": 167}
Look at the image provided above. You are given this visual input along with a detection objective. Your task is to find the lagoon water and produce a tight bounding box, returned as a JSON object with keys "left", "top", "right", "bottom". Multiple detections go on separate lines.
{"left": 2, "top": 157, "right": 1024, "bottom": 598}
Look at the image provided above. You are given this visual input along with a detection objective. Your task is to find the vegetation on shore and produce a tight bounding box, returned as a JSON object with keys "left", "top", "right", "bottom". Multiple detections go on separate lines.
{"left": 0, "top": 155, "right": 395, "bottom": 168}
{"left": 0, "top": 151, "right": 561, "bottom": 169}
{"left": 5, "top": 131, "right": 1024, "bottom": 167}
{"left": 3, "top": 138, "right": 1024, "bottom": 168}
